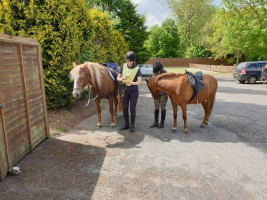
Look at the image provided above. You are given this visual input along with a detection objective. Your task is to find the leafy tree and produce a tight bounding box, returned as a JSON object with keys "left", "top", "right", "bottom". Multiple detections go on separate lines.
{"left": 168, "top": 0, "right": 216, "bottom": 56}
{"left": 184, "top": 45, "right": 212, "bottom": 58}
{"left": 85, "top": 9, "right": 128, "bottom": 64}
{"left": 205, "top": 0, "right": 267, "bottom": 63}
{"left": 87, "top": 0, "right": 149, "bottom": 63}
{"left": 144, "top": 18, "right": 180, "bottom": 58}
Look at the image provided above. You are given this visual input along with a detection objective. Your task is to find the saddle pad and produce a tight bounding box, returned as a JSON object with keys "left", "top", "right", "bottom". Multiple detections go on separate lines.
{"left": 186, "top": 71, "right": 205, "bottom": 102}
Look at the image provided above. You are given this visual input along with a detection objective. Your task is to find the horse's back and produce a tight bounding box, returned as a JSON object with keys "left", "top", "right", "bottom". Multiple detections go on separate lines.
{"left": 203, "top": 74, "right": 218, "bottom": 89}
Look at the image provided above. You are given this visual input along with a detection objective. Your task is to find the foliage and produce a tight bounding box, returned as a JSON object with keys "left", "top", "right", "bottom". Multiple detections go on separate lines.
{"left": 168, "top": 0, "right": 216, "bottom": 57}
{"left": 204, "top": 0, "right": 267, "bottom": 62}
{"left": 144, "top": 18, "right": 180, "bottom": 58}
{"left": 88, "top": 0, "right": 149, "bottom": 63}
{"left": 184, "top": 45, "right": 212, "bottom": 58}
{"left": 85, "top": 9, "right": 128, "bottom": 64}
{"left": 0, "top": 0, "right": 127, "bottom": 108}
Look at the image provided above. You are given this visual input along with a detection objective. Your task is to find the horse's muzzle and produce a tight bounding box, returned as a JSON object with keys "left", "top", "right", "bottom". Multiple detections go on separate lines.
{"left": 72, "top": 91, "right": 81, "bottom": 99}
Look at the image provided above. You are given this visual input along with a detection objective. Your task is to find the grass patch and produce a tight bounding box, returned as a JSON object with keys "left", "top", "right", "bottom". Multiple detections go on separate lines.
{"left": 100, "top": 99, "right": 106, "bottom": 107}
{"left": 165, "top": 67, "right": 230, "bottom": 75}
{"left": 56, "top": 126, "right": 67, "bottom": 132}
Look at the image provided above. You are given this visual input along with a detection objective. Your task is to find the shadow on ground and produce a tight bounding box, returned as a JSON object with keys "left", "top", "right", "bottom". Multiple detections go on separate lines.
{"left": 0, "top": 138, "right": 106, "bottom": 200}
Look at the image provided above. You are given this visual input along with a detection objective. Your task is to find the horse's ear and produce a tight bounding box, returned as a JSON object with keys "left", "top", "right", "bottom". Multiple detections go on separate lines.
{"left": 73, "top": 62, "right": 76, "bottom": 68}
{"left": 145, "top": 78, "right": 149, "bottom": 83}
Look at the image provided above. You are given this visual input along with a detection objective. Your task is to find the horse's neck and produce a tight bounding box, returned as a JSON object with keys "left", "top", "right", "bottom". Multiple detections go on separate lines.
{"left": 85, "top": 67, "right": 101, "bottom": 91}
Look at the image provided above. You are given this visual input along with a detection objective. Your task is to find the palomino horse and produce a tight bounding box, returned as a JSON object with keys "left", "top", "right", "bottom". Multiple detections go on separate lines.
{"left": 70, "top": 62, "right": 122, "bottom": 127}
{"left": 146, "top": 73, "right": 218, "bottom": 133}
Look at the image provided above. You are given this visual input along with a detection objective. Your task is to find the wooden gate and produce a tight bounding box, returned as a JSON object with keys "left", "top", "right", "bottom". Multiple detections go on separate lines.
{"left": 0, "top": 34, "right": 49, "bottom": 180}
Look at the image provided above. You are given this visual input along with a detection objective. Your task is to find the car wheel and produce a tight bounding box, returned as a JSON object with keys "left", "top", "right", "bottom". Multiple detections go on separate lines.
{"left": 239, "top": 80, "right": 246, "bottom": 84}
{"left": 248, "top": 76, "right": 257, "bottom": 84}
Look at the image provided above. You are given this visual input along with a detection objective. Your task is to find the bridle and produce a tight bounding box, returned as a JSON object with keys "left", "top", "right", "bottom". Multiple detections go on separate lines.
{"left": 73, "top": 70, "right": 86, "bottom": 92}
{"left": 73, "top": 69, "right": 100, "bottom": 106}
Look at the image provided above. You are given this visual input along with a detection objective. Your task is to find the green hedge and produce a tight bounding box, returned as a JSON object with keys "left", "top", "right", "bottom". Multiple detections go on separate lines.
{"left": 0, "top": 0, "right": 128, "bottom": 108}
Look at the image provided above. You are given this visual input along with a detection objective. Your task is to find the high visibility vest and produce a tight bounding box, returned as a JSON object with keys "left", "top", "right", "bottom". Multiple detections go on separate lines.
{"left": 122, "top": 63, "right": 139, "bottom": 86}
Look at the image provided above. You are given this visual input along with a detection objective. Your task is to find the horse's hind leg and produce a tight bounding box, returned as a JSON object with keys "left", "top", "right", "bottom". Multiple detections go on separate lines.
{"left": 200, "top": 101, "right": 209, "bottom": 128}
{"left": 200, "top": 98, "right": 214, "bottom": 128}
{"left": 171, "top": 100, "right": 178, "bottom": 131}
{"left": 114, "top": 93, "right": 118, "bottom": 117}
{"left": 109, "top": 95, "right": 116, "bottom": 127}
{"left": 181, "top": 104, "right": 188, "bottom": 134}
{"left": 96, "top": 98, "right": 102, "bottom": 127}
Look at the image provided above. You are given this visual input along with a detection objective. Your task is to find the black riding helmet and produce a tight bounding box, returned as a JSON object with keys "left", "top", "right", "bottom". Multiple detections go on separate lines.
{"left": 153, "top": 62, "right": 164, "bottom": 74}
{"left": 126, "top": 51, "right": 136, "bottom": 61}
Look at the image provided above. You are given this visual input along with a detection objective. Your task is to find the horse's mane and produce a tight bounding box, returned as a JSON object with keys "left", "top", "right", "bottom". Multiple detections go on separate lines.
{"left": 86, "top": 62, "right": 103, "bottom": 89}
{"left": 70, "top": 62, "right": 103, "bottom": 90}
{"left": 150, "top": 72, "right": 182, "bottom": 89}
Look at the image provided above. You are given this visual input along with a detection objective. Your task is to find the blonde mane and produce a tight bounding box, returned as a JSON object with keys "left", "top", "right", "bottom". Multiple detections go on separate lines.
{"left": 70, "top": 62, "right": 103, "bottom": 90}
{"left": 86, "top": 62, "right": 103, "bottom": 89}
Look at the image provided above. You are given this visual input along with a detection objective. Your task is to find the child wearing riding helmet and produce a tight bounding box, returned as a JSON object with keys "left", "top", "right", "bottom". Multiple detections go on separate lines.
{"left": 150, "top": 62, "right": 168, "bottom": 128}
{"left": 117, "top": 51, "right": 142, "bottom": 133}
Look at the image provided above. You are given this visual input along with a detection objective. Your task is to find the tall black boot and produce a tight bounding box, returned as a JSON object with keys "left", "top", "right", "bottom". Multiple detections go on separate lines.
{"left": 119, "top": 110, "right": 129, "bottom": 130}
{"left": 158, "top": 110, "right": 166, "bottom": 128}
{"left": 150, "top": 110, "right": 159, "bottom": 128}
{"left": 130, "top": 111, "right": 136, "bottom": 133}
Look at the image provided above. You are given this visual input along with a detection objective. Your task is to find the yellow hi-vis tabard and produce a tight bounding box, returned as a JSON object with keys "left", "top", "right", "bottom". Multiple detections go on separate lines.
{"left": 122, "top": 63, "right": 139, "bottom": 86}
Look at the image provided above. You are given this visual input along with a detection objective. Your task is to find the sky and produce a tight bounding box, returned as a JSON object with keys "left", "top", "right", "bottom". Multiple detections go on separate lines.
{"left": 132, "top": 0, "right": 221, "bottom": 29}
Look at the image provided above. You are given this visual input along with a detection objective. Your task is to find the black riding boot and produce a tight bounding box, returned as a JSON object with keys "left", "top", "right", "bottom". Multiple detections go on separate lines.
{"left": 130, "top": 111, "right": 136, "bottom": 133}
{"left": 150, "top": 110, "right": 159, "bottom": 128}
{"left": 158, "top": 110, "right": 166, "bottom": 128}
{"left": 119, "top": 110, "right": 129, "bottom": 130}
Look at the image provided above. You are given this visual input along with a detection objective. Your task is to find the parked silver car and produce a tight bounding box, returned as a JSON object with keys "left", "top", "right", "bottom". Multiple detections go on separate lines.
{"left": 137, "top": 64, "right": 153, "bottom": 76}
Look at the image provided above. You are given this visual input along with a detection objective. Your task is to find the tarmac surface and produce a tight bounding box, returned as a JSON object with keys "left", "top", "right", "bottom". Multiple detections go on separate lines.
{"left": 0, "top": 75, "right": 267, "bottom": 200}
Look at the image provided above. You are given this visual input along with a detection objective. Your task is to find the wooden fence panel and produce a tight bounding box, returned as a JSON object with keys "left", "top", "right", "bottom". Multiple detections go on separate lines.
{"left": 0, "top": 34, "right": 49, "bottom": 180}
{"left": 0, "top": 42, "right": 30, "bottom": 167}
{"left": 146, "top": 58, "right": 230, "bottom": 67}
{"left": 22, "top": 45, "right": 46, "bottom": 147}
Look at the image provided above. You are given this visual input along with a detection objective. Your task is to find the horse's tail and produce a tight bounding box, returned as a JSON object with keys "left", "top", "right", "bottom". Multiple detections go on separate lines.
{"left": 209, "top": 78, "right": 218, "bottom": 115}
{"left": 210, "top": 98, "right": 215, "bottom": 114}
{"left": 118, "top": 94, "right": 123, "bottom": 111}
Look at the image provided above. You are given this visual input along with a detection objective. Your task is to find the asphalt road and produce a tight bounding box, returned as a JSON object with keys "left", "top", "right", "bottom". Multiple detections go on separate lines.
{"left": 1, "top": 74, "right": 266, "bottom": 200}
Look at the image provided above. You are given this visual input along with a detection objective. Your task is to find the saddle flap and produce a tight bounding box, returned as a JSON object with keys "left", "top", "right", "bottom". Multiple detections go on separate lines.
{"left": 186, "top": 71, "right": 205, "bottom": 103}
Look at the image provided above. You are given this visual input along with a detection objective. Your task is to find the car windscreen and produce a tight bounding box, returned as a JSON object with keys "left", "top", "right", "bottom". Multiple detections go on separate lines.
{"left": 236, "top": 62, "right": 246, "bottom": 69}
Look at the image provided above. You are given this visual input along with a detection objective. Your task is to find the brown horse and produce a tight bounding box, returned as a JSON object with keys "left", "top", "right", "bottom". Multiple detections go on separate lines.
{"left": 146, "top": 73, "right": 218, "bottom": 133}
{"left": 70, "top": 62, "right": 122, "bottom": 127}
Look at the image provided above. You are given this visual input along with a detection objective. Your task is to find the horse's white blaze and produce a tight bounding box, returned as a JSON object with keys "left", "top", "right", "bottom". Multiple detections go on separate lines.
{"left": 72, "top": 74, "right": 81, "bottom": 98}
{"left": 73, "top": 74, "right": 79, "bottom": 90}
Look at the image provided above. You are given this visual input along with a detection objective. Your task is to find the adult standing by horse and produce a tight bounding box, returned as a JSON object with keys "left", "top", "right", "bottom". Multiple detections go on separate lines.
{"left": 117, "top": 51, "right": 142, "bottom": 133}
{"left": 150, "top": 62, "right": 169, "bottom": 128}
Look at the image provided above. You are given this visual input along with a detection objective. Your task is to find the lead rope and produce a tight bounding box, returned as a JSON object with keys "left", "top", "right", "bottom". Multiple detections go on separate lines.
{"left": 85, "top": 67, "right": 105, "bottom": 106}
{"left": 85, "top": 91, "right": 99, "bottom": 106}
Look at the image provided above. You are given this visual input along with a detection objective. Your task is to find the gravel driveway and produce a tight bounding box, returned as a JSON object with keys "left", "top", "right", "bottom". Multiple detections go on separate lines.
{"left": 0, "top": 74, "right": 266, "bottom": 200}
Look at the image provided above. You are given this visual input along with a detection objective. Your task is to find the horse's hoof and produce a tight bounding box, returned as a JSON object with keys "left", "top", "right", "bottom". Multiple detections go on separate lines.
{"left": 171, "top": 127, "right": 176, "bottom": 132}
{"left": 183, "top": 129, "right": 188, "bottom": 134}
{"left": 96, "top": 122, "right": 102, "bottom": 127}
{"left": 200, "top": 122, "right": 208, "bottom": 128}
{"left": 200, "top": 123, "right": 206, "bottom": 128}
{"left": 110, "top": 122, "right": 115, "bottom": 127}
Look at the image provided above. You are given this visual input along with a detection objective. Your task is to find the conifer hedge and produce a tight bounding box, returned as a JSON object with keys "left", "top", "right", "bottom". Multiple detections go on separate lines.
{"left": 0, "top": 0, "right": 128, "bottom": 108}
